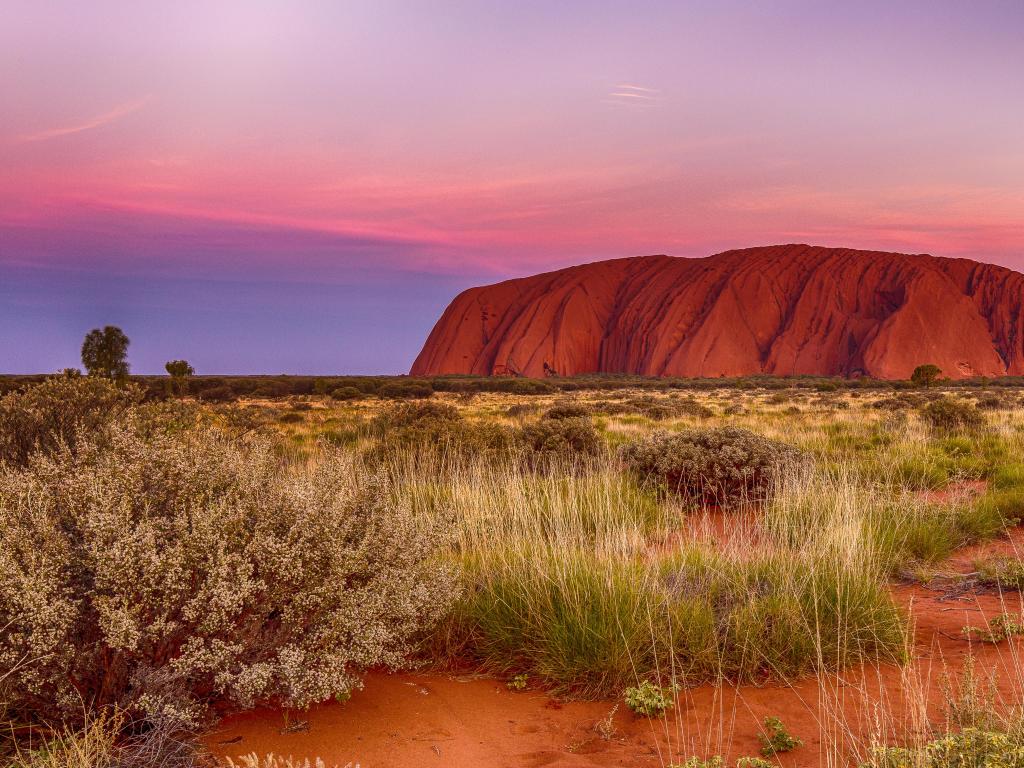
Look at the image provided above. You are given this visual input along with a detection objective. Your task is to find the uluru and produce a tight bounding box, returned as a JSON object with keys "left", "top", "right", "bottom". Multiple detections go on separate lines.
{"left": 411, "top": 244, "right": 1024, "bottom": 380}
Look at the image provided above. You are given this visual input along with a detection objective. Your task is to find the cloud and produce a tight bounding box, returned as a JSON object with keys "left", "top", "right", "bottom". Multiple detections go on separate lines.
{"left": 604, "top": 83, "right": 661, "bottom": 106}
{"left": 18, "top": 97, "right": 151, "bottom": 143}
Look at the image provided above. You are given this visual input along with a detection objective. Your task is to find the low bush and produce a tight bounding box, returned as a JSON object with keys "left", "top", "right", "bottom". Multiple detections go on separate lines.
{"left": 542, "top": 402, "right": 592, "bottom": 420}
{"left": 758, "top": 716, "right": 803, "bottom": 756}
{"left": 597, "top": 395, "right": 713, "bottom": 421}
{"left": 330, "top": 386, "right": 363, "bottom": 401}
{"left": 620, "top": 427, "right": 804, "bottom": 505}
{"left": 366, "top": 401, "right": 516, "bottom": 462}
{"left": 0, "top": 418, "right": 458, "bottom": 726}
{"left": 920, "top": 397, "right": 985, "bottom": 433}
{"left": 378, "top": 380, "right": 434, "bottom": 399}
{"left": 976, "top": 395, "right": 1007, "bottom": 410}
{"left": 518, "top": 415, "right": 602, "bottom": 460}
{"left": 0, "top": 375, "right": 142, "bottom": 466}
{"left": 624, "top": 680, "right": 677, "bottom": 717}
{"left": 860, "top": 728, "right": 1024, "bottom": 768}
{"left": 976, "top": 556, "right": 1024, "bottom": 590}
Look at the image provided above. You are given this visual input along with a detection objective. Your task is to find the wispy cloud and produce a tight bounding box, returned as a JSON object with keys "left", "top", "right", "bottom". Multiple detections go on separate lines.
{"left": 603, "top": 83, "right": 662, "bottom": 106}
{"left": 18, "top": 97, "right": 151, "bottom": 143}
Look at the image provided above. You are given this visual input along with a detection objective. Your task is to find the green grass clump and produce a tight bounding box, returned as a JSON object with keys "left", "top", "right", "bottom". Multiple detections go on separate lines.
{"left": 435, "top": 540, "right": 905, "bottom": 694}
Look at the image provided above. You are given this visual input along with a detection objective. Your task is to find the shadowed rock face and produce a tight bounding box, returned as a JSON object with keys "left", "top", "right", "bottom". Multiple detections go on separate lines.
{"left": 411, "top": 245, "right": 1024, "bottom": 379}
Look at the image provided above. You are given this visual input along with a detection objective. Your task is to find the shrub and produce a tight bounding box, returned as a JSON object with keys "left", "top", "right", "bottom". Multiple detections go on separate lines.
{"left": 367, "top": 402, "right": 515, "bottom": 461}
{"left": 976, "top": 556, "right": 1024, "bottom": 590}
{"left": 506, "top": 673, "right": 528, "bottom": 691}
{"left": 673, "top": 758, "right": 723, "bottom": 768}
{"left": 517, "top": 416, "right": 602, "bottom": 460}
{"left": 197, "top": 384, "right": 236, "bottom": 402}
{"left": 599, "top": 395, "right": 713, "bottom": 420}
{"left": 0, "top": 375, "right": 142, "bottom": 467}
{"left": 378, "top": 381, "right": 434, "bottom": 399}
{"left": 624, "top": 680, "right": 677, "bottom": 717}
{"left": 620, "top": 427, "right": 804, "bottom": 505}
{"left": 860, "top": 728, "right": 1024, "bottom": 768}
{"left": 542, "top": 402, "right": 591, "bottom": 420}
{"left": 920, "top": 398, "right": 985, "bottom": 433}
{"left": 505, "top": 403, "right": 540, "bottom": 418}
{"left": 330, "top": 386, "right": 363, "bottom": 401}
{"left": 759, "top": 716, "right": 803, "bottom": 756}
{"left": 963, "top": 613, "right": 1024, "bottom": 643}
{"left": 976, "top": 395, "right": 1007, "bottom": 410}
{"left": 0, "top": 419, "right": 458, "bottom": 726}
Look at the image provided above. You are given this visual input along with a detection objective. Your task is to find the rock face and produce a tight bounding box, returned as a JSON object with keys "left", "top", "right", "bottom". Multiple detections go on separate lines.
{"left": 411, "top": 245, "right": 1024, "bottom": 379}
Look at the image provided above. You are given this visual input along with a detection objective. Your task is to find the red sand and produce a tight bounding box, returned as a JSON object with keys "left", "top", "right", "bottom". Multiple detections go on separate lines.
{"left": 207, "top": 529, "right": 1024, "bottom": 768}
{"left": 410, "top": 245, "right": 1024, "bottom": 379}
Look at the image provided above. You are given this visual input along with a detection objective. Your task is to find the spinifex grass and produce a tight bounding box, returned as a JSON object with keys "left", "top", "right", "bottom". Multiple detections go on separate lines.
{"left": 393, "top": 450, "right": 907, "bottom": 696}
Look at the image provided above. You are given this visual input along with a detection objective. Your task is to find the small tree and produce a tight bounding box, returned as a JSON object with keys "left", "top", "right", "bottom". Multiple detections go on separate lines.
{"left": 81, "top": 326, "right": 130, "bottom": 380}
{"left": 910, "top": 364, "right": 942, "bottom": 388}
{"left": 165, "top": 359, "right": 195, "bottom": 396}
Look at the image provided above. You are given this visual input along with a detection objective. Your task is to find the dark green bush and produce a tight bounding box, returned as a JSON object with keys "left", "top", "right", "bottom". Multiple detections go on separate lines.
{"left": 367, "top": 402, "right": 515, "bottom": 461}
{"left": 620, "top": 427, "right": 804, "bottom": 505}
{"left": 517, "top": 416, "right": 602, "bottom": 459}
{"left": 542, "top": 402, "right": 592, "bottom": 420}
{"left": 197, "top": 385, "right": 235, "bottom": 402}
{"left": 378, "top": 381, "right": 434, "bottom": 399}
{"left": 920, "top": 397, "right": 985, "bottom": 432}
{"left": 331, "top": 386, "right": 364, "bottom": 401}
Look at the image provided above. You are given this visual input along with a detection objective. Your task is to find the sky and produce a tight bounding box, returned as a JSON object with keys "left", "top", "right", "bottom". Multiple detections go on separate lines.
{"left": 1, "top": 0, "right": 1022, "bottom": 374}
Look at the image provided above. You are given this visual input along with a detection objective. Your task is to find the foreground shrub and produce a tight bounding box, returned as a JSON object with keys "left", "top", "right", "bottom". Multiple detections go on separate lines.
{"left": 920, "top": 397, "right": 985, "bottom": 433}
{"left": 0, "top": 419, "right": 458, "bottom": 726}
{"left": 0, "top": 375, "right": 141, "bottom": 466}
{"left": 620, "top": 427, "right": 804, "bottom": 505}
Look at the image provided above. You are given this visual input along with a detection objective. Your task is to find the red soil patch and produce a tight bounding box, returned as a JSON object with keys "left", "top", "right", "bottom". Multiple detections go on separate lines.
{"left": 207, "top": 528, "right": 1024, "bottom": 768}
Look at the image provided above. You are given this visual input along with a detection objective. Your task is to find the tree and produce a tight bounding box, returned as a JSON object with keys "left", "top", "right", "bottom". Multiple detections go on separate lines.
{"left": 910, "top": 364, "right": 942, "bottom": 388}
{"left": 165, "top": 359, "right": 195, "bottom": 396}
{"left": 81, "top": 326, "right": 130, "bottom": 380}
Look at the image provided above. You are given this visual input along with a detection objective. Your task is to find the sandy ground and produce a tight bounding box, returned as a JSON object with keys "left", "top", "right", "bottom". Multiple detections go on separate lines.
{"left": 207, "top": 527, "right": 1024, "bottom": 768}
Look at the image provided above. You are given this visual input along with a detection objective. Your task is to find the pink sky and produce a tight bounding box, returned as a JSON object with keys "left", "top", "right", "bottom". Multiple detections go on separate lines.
{"left": 1, "top": 1, "right": 1022, "bottom": 372}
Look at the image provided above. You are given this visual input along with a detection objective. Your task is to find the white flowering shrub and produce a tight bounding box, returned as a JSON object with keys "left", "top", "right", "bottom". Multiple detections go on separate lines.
{"left": 0, "top": 418, "right": 458, "bottom": 726}
{"left": 0, "top": 375, "right": 142, "bottom": 466}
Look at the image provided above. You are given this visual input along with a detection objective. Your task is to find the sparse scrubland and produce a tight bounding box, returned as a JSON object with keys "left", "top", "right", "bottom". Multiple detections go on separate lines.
{"left": 5, "top": 374, "right": 1024, "bottom": 766}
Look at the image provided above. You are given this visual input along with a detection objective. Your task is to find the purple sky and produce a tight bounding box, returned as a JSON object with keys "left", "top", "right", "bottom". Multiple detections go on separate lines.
{"left": 2, "top": 0, "right": 1022, "bottom": 373}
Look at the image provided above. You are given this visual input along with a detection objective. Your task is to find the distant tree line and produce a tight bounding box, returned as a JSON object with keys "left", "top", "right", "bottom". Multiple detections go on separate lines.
{"left": 0, "top": 326, "right": 997, "bottom": 403}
